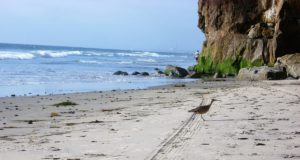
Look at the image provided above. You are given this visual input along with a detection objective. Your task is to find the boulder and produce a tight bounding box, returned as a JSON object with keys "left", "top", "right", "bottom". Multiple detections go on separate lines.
{"left": 237, "top": 66, "right": 287, "bottom": 81}
{"left": 164, "top": 65, "right": 189, "bottom": 78}
{"left": 275, "top": 53, "right": 300, "bottom": 79}
{"left": 132, "top": 72, "right": 141, "bottom": 75}
{"left": 157, "top": 70, "right": 164, "bottom": 75}
{"left": 154, "top": 68, "right": 164, "bottom": 75}
{"left": 113, "top": 71, "right": 128, "bottom": 76}
{"left": 141, "top": 72, "right": 150, "bottom": 76}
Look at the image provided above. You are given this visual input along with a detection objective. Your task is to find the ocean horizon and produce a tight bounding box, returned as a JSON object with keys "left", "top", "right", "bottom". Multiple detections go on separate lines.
{"left": 0, "top": 43, "right": 196, "bottom": 97}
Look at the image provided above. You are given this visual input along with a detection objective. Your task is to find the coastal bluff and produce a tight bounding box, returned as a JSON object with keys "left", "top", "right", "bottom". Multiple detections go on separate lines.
{"left": 196, "top": 0, "right": 300, "bottom": 73}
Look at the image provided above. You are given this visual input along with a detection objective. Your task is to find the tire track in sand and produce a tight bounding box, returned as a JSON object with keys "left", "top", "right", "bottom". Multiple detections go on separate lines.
{"left": 146, "top": 99, "right": 206, "bottom": 160}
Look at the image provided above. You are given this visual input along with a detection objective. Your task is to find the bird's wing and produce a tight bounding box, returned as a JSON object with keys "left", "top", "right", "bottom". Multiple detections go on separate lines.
{"left": 188, "top": 104, "right": 208, "bottom": 112}
{"left": 188, "top": 98, "right": 212, "bottom": 112}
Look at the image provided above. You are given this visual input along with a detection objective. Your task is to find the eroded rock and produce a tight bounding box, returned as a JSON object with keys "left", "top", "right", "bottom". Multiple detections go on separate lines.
{"left": 275, "top": 53, "right": 300, "bottom": 79}
{"left": 237, "top": 66, "right": 286, "bottom": 80}
{"left": 198, "top": 0, "right": 300, "bottom": 64}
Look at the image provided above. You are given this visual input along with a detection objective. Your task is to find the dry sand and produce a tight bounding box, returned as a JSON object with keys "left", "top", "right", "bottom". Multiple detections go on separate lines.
{"left": 0, "top": 79, "right": 299, "bottom": 160}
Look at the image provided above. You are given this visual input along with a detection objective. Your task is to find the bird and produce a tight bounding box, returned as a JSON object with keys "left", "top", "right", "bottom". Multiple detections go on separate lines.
{"left": 188, "top": 98, "right": 218, "bottom": 121}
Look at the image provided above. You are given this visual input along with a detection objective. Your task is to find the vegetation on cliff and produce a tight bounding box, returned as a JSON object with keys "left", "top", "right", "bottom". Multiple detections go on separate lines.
{"left": 194, "top": 47, "right": 264, "bottom": 76}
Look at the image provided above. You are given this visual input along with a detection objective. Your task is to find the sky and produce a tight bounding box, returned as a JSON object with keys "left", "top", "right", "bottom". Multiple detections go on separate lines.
{"left": 0, "top": 0, "right": 204, "bottom": 53}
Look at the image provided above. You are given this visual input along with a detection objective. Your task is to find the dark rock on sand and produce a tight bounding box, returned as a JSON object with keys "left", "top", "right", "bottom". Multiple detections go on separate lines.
{"left": 174, "top": 83, "right": 186, "bottom": 87}
{"left": 256, "top": 143, "right": 266, "bottom": 146}
{"left": 113, "top": 71, "right": 129, "bottom": 76}
{"left": 89, "top": 120, "right": 104, "bottom": 123}
{"left": 275, "top": 53, "right": 300, "bottom": 79}
{"left": 237, "top": 66, "right": 287, "bottom": 80}
{"left": 164, "top": 65, "right": 189, "bottom": 78}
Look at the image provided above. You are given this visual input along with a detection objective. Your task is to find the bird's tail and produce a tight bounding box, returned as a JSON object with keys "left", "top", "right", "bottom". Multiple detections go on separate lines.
{"left": 188, "top": 107, "right": 199, "bottom": 112}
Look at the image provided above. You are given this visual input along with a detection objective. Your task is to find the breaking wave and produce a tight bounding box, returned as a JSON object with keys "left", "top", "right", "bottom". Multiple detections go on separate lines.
{"left": 0, "top": 51, "right": 35, "bottom": 60}
{"left": 116, "top": 61, "right": 133, "bottom": 64}
{"left": 116, "top": 52, "right": 172, "bottom": 58}
{"left": 0, "top": 50, "right": 82, "bottom": 60}
{"left": 34, "top": 50, "right": 82, "bottom": 58}
{"left": 137, "top": 58, "right": 156, "bottom": 63}
{"left": 0, "top": 50, "right": 174, "bottom": 60}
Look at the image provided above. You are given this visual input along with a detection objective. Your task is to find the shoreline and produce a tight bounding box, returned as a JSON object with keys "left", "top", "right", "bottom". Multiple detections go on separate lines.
{"left": 0, "top": 77, "right": 197, "bottom": 98}
{"left": 0, "top": 78, "right": 248, "bottom": 99}
{"left": 0, "top": 79, "right": 300, "bottom": 159}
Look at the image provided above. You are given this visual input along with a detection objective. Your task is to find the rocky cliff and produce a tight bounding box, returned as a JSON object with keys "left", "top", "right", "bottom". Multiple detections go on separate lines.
{"left": 197, "top": 0, "right": 300, "bottom": 69}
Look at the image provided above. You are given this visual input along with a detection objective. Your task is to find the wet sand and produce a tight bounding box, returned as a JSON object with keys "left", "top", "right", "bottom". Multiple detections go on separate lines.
{"left": 0, "top": 79, "right": 299, "bottom": 160}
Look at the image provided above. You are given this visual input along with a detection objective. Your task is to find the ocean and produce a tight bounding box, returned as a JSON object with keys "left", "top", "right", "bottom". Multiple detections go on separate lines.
{"left": 0, "top": 43, "right": 196, "bottom": 97}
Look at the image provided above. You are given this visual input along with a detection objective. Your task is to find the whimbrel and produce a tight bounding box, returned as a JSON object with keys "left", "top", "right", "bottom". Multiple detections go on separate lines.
{"left": 188, "top": 99, "right": 217, "bottom": 121}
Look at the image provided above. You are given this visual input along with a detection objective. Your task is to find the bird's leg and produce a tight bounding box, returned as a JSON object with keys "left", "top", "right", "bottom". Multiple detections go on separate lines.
{"left": 192, "top": 113, "right": 196, "bottom": 120}
{"left": 201, "top": 114, "right": 205, "bottom": 121}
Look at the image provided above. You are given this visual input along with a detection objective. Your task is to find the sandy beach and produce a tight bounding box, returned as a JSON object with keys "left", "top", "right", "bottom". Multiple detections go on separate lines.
{"left": 0, "top": 79, "right": 300, "bottom": 160}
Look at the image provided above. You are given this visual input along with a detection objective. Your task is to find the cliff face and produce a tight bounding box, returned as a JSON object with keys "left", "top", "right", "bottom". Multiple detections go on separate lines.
{"left": 198, "top": 0, "right": 300, "bottom": 64}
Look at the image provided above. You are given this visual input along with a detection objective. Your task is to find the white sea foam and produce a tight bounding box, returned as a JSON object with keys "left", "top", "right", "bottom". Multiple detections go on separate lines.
{"left": 78, "top": 60, "right": 103, "bottom": 64}
{"left": 34, "top": 50, "right": 82, "bottom": 58}
{"left": 137, "top": 58, "right": 156, "bottom": 63}
{"left": 117, "top": 61, "right": 133, "bottom": 64}
{"left": 139, "top": 52, "right": 174, "bottom": 58}
{"left": 0, "top": 51, "right": 35, "bottom": 60}
{"left": 0, "top": 50, "right": 84, "bottom": 60}
{"left": 86, "top": 52, "right": 114, "bottom": 57}
{"left": 117, "top": 52, "right": 172, "bottom": 58}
